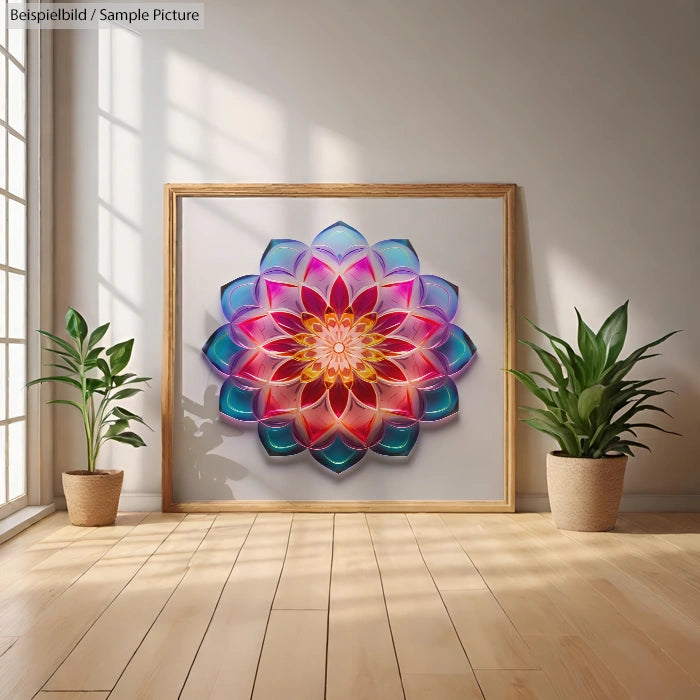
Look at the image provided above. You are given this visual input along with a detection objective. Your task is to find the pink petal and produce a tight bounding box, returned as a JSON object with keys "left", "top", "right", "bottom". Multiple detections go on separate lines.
{"left": 256, "top": 383, "right": 302, "bottom": 421}
{"left": 303, "top": 256, "right": 336, "bottom": 297}
{"left": 231, "top": 351, "right": 283, "bottom": 386}
{"left": 376, "top": 337, "right": 416, "bottom": 355}
{"left": 232, "top": 310, "right": 284, "bottom": 348}
{"left": 263, "top": 338, "right": 302, "bottom": 355}
{"left": 340, "top": 396, "right": 380, "bottom": 447}
{"left": 376, "top": 279, "right": 416, "bottom": 312}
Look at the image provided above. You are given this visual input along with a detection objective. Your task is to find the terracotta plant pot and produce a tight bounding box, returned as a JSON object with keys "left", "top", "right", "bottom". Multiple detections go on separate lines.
{"left": 546, "top": 452, "right": 627, "bottom": 532}
{"left": 62, "top": 470, "right": 124, "bottom": 526}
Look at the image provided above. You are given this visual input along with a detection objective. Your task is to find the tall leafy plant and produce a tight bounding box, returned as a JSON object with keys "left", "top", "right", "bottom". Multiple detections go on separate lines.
{"left": 28, "top": 308, "right": 151, "bottom": 472}
{"left": 509, "top": 301, "right": 679, "bottom": 458}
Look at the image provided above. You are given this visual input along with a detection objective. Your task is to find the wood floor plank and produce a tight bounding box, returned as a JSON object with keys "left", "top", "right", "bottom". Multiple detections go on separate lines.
{"left": 0, "top": 512, "right": 148, "bottom": 636}
{"left": 252, "top": 609, "right": 327, "bottom": 700}
{"left": 482, "top": 514, "right": 699, "bottom": 699}
{"left": 367, "top": 514, "right": 482, "bottom": 698}
{"left": 476, "top": 669, "right": 557, "bottom": 699}
{"left": 442, "top": 589, "right": 537, "bottom": 670}
{"left": 45, "top": 515, "right": 216, "bottom": 691}
{"left": 513, "top": 513, "right": 700, "bottom": 683}
{"left": 37, "top": 693, "right": 108, "bottom": 700}
{"left": 273, "top": 513, "right": 333, "bottom": 610}
{"left": 0, "top": 512, "right": 72, "bottom": 564}
{"left": 442, "top": 514, "right": 576, "bottom": 635}
{"left": 108, "top": 513, "right": 257, "bottom": 700}
{"left": 523, "top": 634, "right": 629, "bottom": 700}
{"left": 407, "top": 513, "right": 486, "bottom": 591}
{"left": 177, "top": 513, "right": 292, "bottom": 700}
{"left": 0, "top": 513, "right": 184, "bottom": 700}
{"left": 402, "top": 673, "right": 485, "bottom": 700}
{"left": 0, "top": 637, "right": 17, "bottom": 657}
{"left": 560, "top": 522, "right": 700, "bottom": 624}
{"left": 326, "top": 514, "right": 403, "bottom": 700}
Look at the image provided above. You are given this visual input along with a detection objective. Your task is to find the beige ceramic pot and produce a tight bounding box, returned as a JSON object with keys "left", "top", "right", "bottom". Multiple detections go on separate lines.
{"left": 546, "top": 452, "right": 627, "bottom": 532}
{"left": 62, "top": 469, "right": 124, "bottom": 526}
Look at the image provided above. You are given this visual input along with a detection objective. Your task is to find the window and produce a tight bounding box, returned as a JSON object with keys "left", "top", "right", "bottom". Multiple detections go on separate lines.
{"left": 0, "top": 4, "right": 27, "bottom": 519}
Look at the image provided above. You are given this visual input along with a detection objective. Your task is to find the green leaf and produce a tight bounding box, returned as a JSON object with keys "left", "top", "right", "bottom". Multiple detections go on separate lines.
{"left": 597, "top": 300, "right": 628, "bottom": 367}
{"left": 107, "top": 420, "right": 129, "bottom": 436}
{"left": 47, "top": 398, "right": 83, "bottom": 412}
{"left": 575, "top": 308, "right": 602, "bottom": 381}
{"left": 37, "top": 330, "right": 80, "bottom": 361}
{"left": 107, "top": 339, "right": 134, "bottom": 375}
{"left": 65, "top": 308, "right": 88, "bottom": 344}
{"left": 96, "top": 358, "right": 111, "bottom": 378}
{"left": 507, "top": 369, "right": 554, "bottom": 407}
{"left": 578, "top": 384, "right": 605, "bottom": 421}
{"left": 112, "top": 406, "right": 153, "bottom": 430}
{"left": 519, "top": 340, "right": 566, "bottom": 388}
{"left": 85, "top": 377, "right": 105, "bottom": 394}
{"left": 108, "top": 431, "right": 147, "bottom": 448}
{"left": 88, "top": 322, "right": 110, "bottom": 350}
{"left": 26, "top": 375, "right": 82, "bottom": 390}
{"left": 112, "top": 387, "right": 142, "bottom": 400}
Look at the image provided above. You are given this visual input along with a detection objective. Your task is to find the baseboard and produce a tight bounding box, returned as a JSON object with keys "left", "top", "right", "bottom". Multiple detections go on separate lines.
{"left": 517, "top": 493, "right": 700, "bottom": 513}
{"left": 54, "top": 492, "right": 162, "bottom": 512}
{"left": 0, "top": 504, "right": 56, "bottom": 544}
{"left": 52, "top": 491, "right": 700, "bottom": 514}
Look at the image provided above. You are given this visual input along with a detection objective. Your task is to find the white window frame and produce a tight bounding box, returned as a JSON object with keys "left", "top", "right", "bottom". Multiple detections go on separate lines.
{"left": 0, "top": 15, "right": 53, "bottom": 522}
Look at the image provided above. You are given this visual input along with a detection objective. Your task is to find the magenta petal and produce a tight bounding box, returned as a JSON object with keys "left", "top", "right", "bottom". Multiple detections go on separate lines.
{"left": 303, "top": 256, "right": 336, "bottom": 296}
{"left": 377, "top": 337, "right": 416, "bottom": 355}
{"left": 271, "top": 358, "right": 307, "bottom": 383}
{"left": 373, "top": 311, "right": 408, "bottom": 335}
{"left": 351, "top": 286, "right": 378, "bottom": 318}
{"left": 374, "top": 359, "right": 407, "bottom": 383}
{"left": 330, "top": 276, "right": 350, "bottom": 315}
{"left": 263, "top": 338, "right": 302, "bottom": 355}
{"left": 302, "top": 286, "right": 328, "bottom": 318}
{"left": 329, "top": 380, "right": 349, "bottom": 417}
{"left": 271, "top": 311, "right": 307, "bottom": 335}
{"left": 301, "top": 376, "right": 327, "bottom": 407}
{"left": 351, "top": 377, "right": 377, "bottom": 408}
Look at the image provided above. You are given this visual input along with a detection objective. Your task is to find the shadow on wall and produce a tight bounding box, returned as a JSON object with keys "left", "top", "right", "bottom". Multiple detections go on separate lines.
{"left": 178, "top": 385, "right": 249, "bottom": 501}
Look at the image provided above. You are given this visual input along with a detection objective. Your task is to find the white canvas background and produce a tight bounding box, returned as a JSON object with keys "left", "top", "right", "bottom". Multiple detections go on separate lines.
{"left": 174, "top": 196, "right": 505, "bottom": 502}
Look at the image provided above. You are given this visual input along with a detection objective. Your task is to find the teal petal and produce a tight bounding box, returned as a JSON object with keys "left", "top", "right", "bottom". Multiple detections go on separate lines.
{"left": 202, "top": 325, "right": 244, "bottom": 375}
{"left": 373, "top": 239, "right": 420, "bottom": 275}
{"left": 436, "top": 325, "right": 476, "bottom": 374}
{"left": 260, "top": 239, "right": 308, "bottom": 275}
{"left": 219, "top": 378, "right": 256, "bottom": 422}
{"left": 312, "top": 221, "right": 368, "bottom": 261}
{"left": 371, "top": 423, "right": 419, "bottom": 456}
{"left": 221, "top": 275, "right": 259, "bottom": 321}
{"left": 310, "top": 435, "right": 366, "bottom": 473}
{"left": 420, "top": 275, "right": 459, "bottom": 321}
{"left": 258, "top": 422, "right": 305, "bottom": 456}
{"left": 422, "top": 378, "right": 459, "bottom": 421}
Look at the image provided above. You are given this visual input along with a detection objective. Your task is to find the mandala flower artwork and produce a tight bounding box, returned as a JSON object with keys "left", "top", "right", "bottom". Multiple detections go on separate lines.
{"left": 203, "top": 222, "right": 476, "bottom": 474}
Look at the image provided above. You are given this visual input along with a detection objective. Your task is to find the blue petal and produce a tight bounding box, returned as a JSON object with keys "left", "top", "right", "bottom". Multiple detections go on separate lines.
{"left": 310, "top": 435, "right": 366, "bottom": 473}
{"left": 436, "top": 325, "right": 476, "bottom": 374}
{"left": 371, "top": 423, "right": 419, "bottom": 456}
{"left": 220, "top": 275, "right": 260, "bottom": 321}
{"left": 373, "top": 239, "right": 420, "bottom": 275}
{"left": 258, "top": 422, "right": 305, "bottom": 456}
{"left": 219, "top": 378, "right": 257, "bottom": 422}
{"left": 311, "top": 221, "right": 368, "bottom": 261}
{"left": 421, "top": 378, "right": 459, "bottom": 421}
{"left": 420, "top": 275, "right": 459, "bottom": 320}
{"left": 202, "top": 325, "right": 245, "bottom": 375}
{"left": 260, "top": 239, "right": 308, "bottom": 275}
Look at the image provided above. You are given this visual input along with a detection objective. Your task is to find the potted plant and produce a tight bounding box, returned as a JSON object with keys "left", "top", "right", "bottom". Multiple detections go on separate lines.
{"left": 28, "top": 308, "right": 151, "bottom": 526}
{"left": 510, "top": 301, "right": 679, "bottom": 531}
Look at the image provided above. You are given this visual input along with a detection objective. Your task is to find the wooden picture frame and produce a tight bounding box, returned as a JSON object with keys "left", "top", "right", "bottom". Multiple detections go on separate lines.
{"left": 163, "top": 183, "right": 516, "bottom": 512}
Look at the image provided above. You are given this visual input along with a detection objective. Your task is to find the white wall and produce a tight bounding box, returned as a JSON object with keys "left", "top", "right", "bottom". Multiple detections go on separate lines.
{"left": 53, "top": 0, "right": 700, "bottom": 509}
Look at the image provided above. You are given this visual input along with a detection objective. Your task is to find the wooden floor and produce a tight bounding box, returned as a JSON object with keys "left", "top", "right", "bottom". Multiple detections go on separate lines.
{"left": 0, "top": 512, "right": 698, "bottom": 699}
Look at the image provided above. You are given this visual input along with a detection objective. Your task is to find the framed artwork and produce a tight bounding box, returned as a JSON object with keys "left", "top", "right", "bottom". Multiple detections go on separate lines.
{"left": 162, "top": 184, "right": 515, "bottom": 512}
